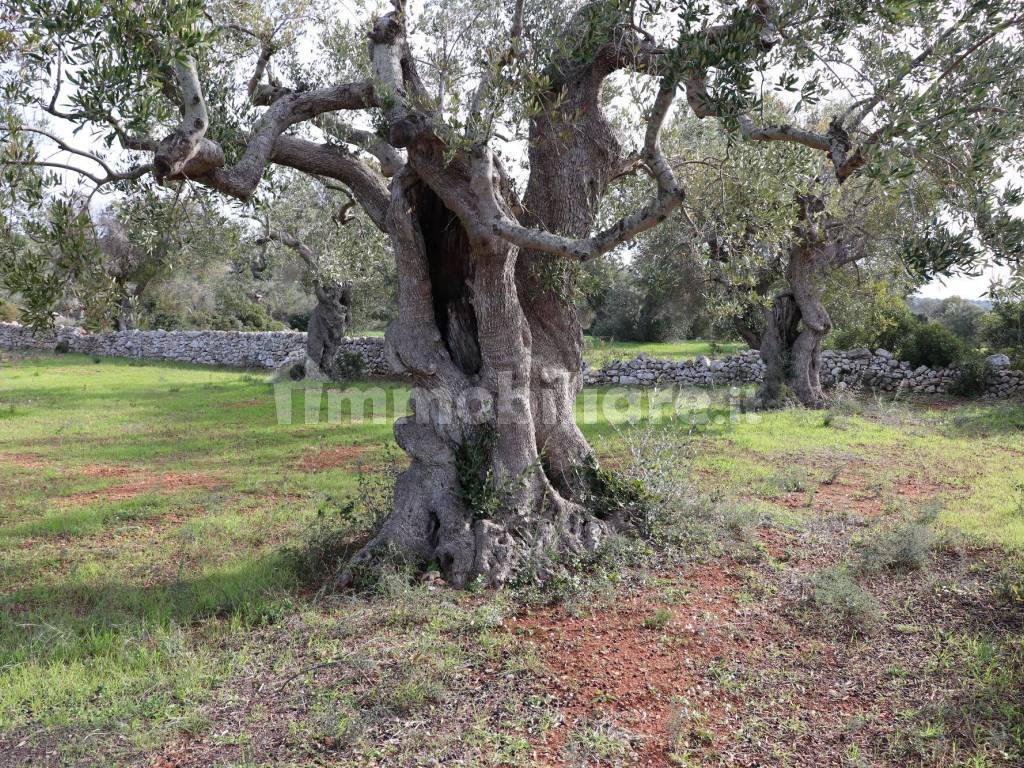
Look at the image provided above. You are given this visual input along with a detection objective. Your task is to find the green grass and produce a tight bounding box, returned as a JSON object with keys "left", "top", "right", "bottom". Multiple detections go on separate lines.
{"left": 583, "top": 336, "right": 746, "bottom": 368}
{"left": 1, "top": 352, "right": 1023, "bottom": 765}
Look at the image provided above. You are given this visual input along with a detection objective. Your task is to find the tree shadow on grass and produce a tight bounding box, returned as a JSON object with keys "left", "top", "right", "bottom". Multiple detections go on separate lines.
{"left": 0, "top": 550, "right": 305, "bottom": 667}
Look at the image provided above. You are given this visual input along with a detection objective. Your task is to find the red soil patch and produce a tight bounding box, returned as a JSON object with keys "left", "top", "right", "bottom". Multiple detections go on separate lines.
{"left": 892, "top": 475, "right": 951, "bottom": 501}
{"left": 57, "top": 473, "right": 220, "bottom": 506}
{"left": 78, "top": 464, "right": 135, "bottom": 479}
{"left": 295, "top": 445, "right": 372, "bottom": 472}
{"left": 1, "top": 453, "right": 48, "bottom": 469}
{"left": 756, "top": 526, "right": 796, "bottom": 560}
{"left": 812, "top": 480, "right": 884, "bottom": 516}
{"left": 512, "top": 565, "right": 748, "bottom": 766}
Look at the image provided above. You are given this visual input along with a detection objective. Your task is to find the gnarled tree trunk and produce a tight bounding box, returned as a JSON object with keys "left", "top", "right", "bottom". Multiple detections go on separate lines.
{"left": 306, "top": 280, "right": 353, "bottom": 378}
{"left": 340, "top": 7, "right": 650, "bottom": 586}
{"left": 343, "top": 173, "right": 612, "bottom": 587}
{"left": 757, "top": 207, "right": 834, "bottom": 409}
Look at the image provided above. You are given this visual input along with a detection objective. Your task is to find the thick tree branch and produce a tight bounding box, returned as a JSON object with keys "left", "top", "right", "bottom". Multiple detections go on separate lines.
{"left": 368, "top": 3, "right": 434, "bottom": 149}
{"left": 316, "top": 114, "right": 405, "bottom": 177}
{"left": 152, "top": 57, "right": 213, "bottom": 182}
{"left": 269, "top": 137, "right": 389, "bottom": 231}
{"left": 478, "top": 84, "right": 684, "bottom": 260}
{"left": 166, "top": 76, "right": 378, "bottom": 201}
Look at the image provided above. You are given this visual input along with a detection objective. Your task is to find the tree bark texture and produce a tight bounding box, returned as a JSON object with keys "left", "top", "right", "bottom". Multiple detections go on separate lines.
{"left": 339, "top": 9, "right": 650, "bottom": 586}
{"left": 306, "top": 280, "right": 353, "bottom": 378}
{"left": 757, "top": 213, "right": 834, "bottom": 409}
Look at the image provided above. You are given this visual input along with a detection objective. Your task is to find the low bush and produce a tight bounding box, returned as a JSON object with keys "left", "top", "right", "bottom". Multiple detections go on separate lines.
{"left": 832, "top": 289, "right": 919, "bottom": 353}
{"left": 281, "top": 310, "right": 311, "bottom": 332}
{"left": 575, "top": 460, "right": 653, "bottom": 526}
{"left": 949, "top": 353, "right": 993, "bottom": 397}
{"left": 855, "top": 521, "right": 935, "bottom": 574}
{"left": 800, "top": 566, "right": 882, "bottom": 637}
{"left": 899, "top": 322, "right": 965, "bottom": 369}
{"left": 0, "top": 298, "right": 18, "bottom": 322}
{"left": 210, "top": 288, "right": 285, "bottom": 331}
{"left": 327, "top": 350, "right": 367, "bottom": 380}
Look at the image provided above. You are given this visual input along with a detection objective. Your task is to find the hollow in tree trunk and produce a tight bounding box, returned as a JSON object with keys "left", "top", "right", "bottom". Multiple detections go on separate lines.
{"left": 341, "top": 174, "right": 613, "bottom": 587}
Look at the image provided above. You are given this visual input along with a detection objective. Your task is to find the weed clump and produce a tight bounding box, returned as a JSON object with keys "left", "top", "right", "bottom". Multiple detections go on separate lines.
{"left": 856, "top": 521, "right": 935, "bottom": 574}
{"left": 800, "top": 566, "right": 882, "bottom": 637}
{"left": 576, "top": 460, "right": 652, "bottom": 525}
{"left": 565, "top": 718, "right": 637, "bottom": 764}
{"left": 454, "top": 423, "right": 499, "bottom": 521}
{"left": 642, "top": 608, "right": 672, "bottom": 630}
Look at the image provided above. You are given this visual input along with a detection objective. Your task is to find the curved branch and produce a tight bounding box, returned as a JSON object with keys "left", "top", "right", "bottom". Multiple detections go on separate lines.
{"left": 269, "top": 137, "right": 389, "bottom": 231}
{"left": 316, "top": 114, "right": 405, "bottom": 177}
{"left": 164, "top": 76, "right": 378, "bottom": 201}
{"left": 255, "top": 228, "right": 318, "bottom": 272}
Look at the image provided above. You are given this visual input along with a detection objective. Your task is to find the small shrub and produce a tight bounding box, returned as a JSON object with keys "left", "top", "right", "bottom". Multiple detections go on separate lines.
{"left": 328, "top": 350, "right": 366, "bottom": 380}
{"left": 899, "top": 322, "right": 965, "bottom": 369}
{"left": 856, "top": 521, "right": 935, "bottom": 574}
{"left": 774, "top": 468, "right": 810, "bottom": 493}
{"left": 0, "top": 299, "right": 18, "bottom": 322}
{"left": 565, "top": 718, "right": 636, "bottom": 765}
{"left": 54, "top": 339, "right": 70, "bottom": 353}
{"left": 210, "top": 288, "right": 285, "bottom": 331}
{"left": 642, "top": 608, "right": 672, "bottom": 630}
{"left": 575, "top": 460, "right": 653, "bottom": 526}
{"left": 667, "top": 700, "right": 714, "bottom": 761}
{"left": 454, "top": 424, "right": 500, "bottom": 521}
{"left": 720, "top": 502, "right": 758, "bottom": 542}
{"left": 800, "top": 566, "right": 882, "bottom": 637}
{"left": 949, "top": 354, "right": 992, "bottom": 397}
{"left": 994, "top": 565, "right": 1024, "bottom": 608}
{"left": 831, "top": 284, "right": 919, "bottom": 353}
{"left": 282, "top": 310, "right": 311, "bottom": 332}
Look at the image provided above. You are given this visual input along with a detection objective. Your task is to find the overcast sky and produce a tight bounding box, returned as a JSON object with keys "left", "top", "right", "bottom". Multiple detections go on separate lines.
{"left": 915, "top": 264, "right": 1011, "bottom": 300}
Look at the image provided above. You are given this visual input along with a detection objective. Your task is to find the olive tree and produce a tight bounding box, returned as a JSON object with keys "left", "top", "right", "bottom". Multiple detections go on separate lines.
{"left": 247, "top": 170, "right": 393, "bottom": 376}
{"left": 3, "top": 0, "right": 1023, "bottom": 584}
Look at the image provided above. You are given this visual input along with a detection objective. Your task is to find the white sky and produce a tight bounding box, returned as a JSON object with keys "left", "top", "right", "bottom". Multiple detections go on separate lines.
{"left": 915, "top": 263, "right": 1012, "bottom": 300}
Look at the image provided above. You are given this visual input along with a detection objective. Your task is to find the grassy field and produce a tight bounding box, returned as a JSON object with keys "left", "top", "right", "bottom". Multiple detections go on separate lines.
{"left": 583, "top": 336, "right": 746, "bottom": 368}
{"left": 346, "top": 333, "right": 745, "bottom": 367}
{"left": 1, "top": 353, "right": 1022, "bottom": 766}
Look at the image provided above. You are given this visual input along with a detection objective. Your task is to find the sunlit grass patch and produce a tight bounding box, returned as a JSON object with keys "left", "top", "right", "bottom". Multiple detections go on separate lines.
{"left": 941, "top": 465, "right": 1024, "bottom": 549}
{"left": 583, "top": 336, "right": 747, "bottom": 368}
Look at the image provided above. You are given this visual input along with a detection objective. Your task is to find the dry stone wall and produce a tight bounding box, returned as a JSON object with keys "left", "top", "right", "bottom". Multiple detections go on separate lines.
{"left": 0, "top": 322, "right": 389, "bottom": 374}
{"left": 1, "top": 322, "right": 1021, "bottom": 397}
{"left": 582, "top": 347, "right": 1023, "bottom": 397}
